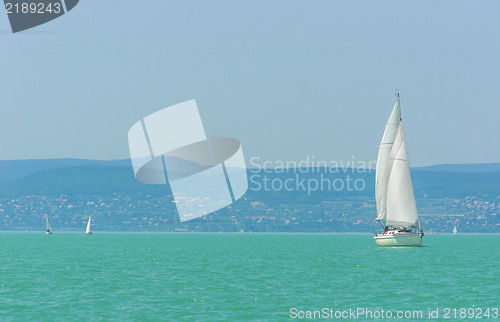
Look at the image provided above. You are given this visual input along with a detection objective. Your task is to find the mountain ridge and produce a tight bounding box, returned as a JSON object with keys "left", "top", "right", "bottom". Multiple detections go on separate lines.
{"left": 1, "top": 158, "right": 499, "bottom": 185}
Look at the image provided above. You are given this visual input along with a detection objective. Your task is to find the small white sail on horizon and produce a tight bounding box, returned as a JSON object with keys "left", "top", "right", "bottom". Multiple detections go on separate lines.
{"left": 45, "top": 214, "right": 52, "bottom": 235}
{"left": 86, "top": 216, "right": 93, "bottom": 235}
{"left": 453, "top": 225, "right": 457, "bottom": 234}
{"left": 373, "top": 94, "right": 423, "bottom": 247}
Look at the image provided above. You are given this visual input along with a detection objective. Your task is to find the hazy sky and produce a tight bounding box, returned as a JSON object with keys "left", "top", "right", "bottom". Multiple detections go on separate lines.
{"left": 1, "top": 1, "right": 499, "bottom": 166}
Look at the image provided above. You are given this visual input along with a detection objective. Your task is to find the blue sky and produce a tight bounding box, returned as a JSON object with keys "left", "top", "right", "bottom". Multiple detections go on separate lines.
{"left": 1, "top": 1, "right": 499, "bottom": 166}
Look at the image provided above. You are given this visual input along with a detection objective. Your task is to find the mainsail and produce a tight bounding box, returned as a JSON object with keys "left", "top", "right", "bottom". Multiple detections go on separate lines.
{"left": 375, "top": 97, "right": 419, "bottom": 227}
{"left": 385, "top": 123, "right": 419, "bottom": 227}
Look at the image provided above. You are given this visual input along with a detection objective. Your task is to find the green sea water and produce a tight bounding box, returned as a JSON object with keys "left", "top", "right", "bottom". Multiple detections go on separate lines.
{"left": 0, "top": 233, "right": 498, "bottom": 321}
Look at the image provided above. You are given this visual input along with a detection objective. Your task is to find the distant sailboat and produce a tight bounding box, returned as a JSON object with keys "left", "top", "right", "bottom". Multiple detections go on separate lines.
{"left": 45, "top": 214, "right": 52, "bottom": 235}
{"left": 373, "top": 93, "right": 424, "bottom": 247}
{"left": 453, "top": 225, "right": 457, "bottom": 234}
{"left": 86, "top": 216, "right": 93, "bottom": 235}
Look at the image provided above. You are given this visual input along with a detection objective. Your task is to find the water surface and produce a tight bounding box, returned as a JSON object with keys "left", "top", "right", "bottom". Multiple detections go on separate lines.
{"left": 0, "top": 233, "right": 498, "bottom": 320}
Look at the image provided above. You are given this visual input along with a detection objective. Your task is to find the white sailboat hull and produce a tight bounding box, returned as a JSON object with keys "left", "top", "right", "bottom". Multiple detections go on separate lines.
{"left": 373, "top": 231, "right": 423, "bottom": 247}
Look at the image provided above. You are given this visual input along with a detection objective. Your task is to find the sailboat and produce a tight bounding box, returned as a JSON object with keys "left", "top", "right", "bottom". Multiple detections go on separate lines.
{"left": 373, "top": 93, "right": 424, "bottom": 247}
{"left": 86, "top": 216, "right": 93, "bottom": 235}
{"left": 45, "top": 214, "right": 52, "bottom": 235}
{"left": 453, "top": 225, "right": 457, "bottom": 234}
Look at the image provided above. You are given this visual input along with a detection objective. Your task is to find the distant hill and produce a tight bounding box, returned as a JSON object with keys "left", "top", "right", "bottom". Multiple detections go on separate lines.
{"left": 0, "top": 159, "right": 131, "bottom": 184}
{"left": 0, "top": 157, "right": 216, "bottom": 185}
{"left": 0, "top": 166, "right": 174, "bottom": 197}
{"left": 1, "top": 158, "right": 500, "bottom": 200}
{"left": 1, "top": 162, "right": 499, "bottom": 199}
{"left": 2, "top": 159, "right": 499, "bottom": 186}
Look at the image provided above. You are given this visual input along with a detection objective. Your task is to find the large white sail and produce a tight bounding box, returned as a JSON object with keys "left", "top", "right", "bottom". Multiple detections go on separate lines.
{"left": 375, "top": 100, "right": 401, "bottom": 220}
{"left": 385, "top": 123, "right": 419, "bottom": 227}
{"left": 86, "top": 217, "right": 92, "bottom": 234}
